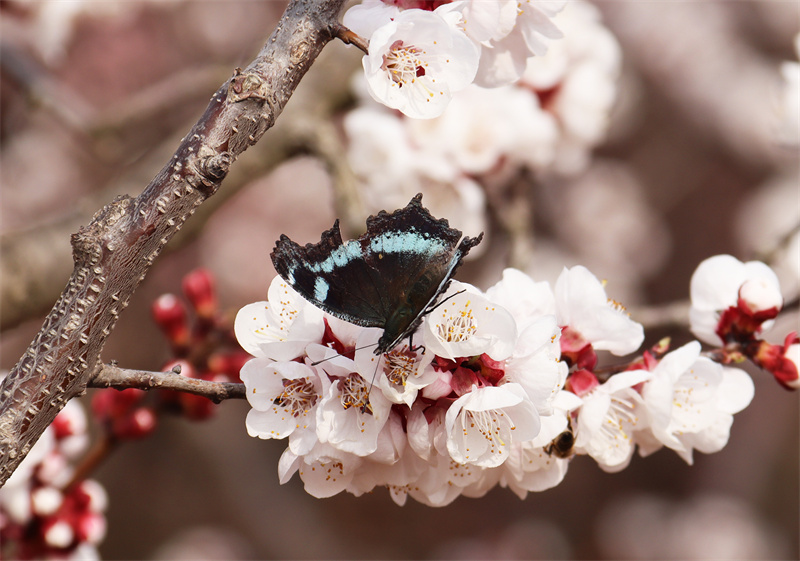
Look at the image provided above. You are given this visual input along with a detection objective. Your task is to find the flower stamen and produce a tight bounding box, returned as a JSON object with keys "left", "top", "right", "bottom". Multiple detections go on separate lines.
{"left": 339, "top": 374, "right": 373, "bottom": 415}
{"left": 274, "top": 378, "right": 318, "bottom": 417}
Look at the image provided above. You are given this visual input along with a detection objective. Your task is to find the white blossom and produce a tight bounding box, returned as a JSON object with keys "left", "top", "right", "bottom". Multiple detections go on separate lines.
{"left": 354, "top": 332, "right": 437, "bottom": 407}
{"left": 240, "top": 359, "right": 327, "bottom": 454}
{"left": 639, "top": 341, "right": 755, "bottom": 464}
{"left": 689, "top": 254, "right": 782, "bottom": 346}
{"left": 574, "top": 369, "right": 651, "bottom": 472}
{"left": 445, "top": 383, "right": 541, "bottom": 468}
{"left": 314, "top": 350, "right": 393, "bottom": 457}
{"left": 554, "top": 265, "right": 644, "bottom": 356}
{"left": 469, "top": 0, "right": 566, "bottom": 87}
{"left": 422, "top": 282, "right": 518, "bottom": 361}
{"left": 521, "top": 0, "right": 622, "bottom": 174}
{"left": 361, "top": 9, "right": 479, "bottom": 118}
{"left": 234, "top": 276, "right": 325, "bottom": 361}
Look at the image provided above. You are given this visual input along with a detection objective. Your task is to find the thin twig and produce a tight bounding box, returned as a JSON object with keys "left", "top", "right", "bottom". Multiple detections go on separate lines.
{"left": 333, "top": 22, "right": 369, "bottom": 54}
{"left": 89, "top": 364, "right": 246, "bottom": 402}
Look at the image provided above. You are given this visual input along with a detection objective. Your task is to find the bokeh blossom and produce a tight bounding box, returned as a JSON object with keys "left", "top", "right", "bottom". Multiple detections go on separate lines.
{"left": 0, "top": 398, "right": 107, "bottom": 560}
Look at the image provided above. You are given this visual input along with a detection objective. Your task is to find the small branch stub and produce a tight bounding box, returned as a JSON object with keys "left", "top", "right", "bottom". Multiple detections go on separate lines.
{"left": 90, "top": 364, "right": 246, "bottom": 403}
{"left": 334, "top": 23, "right": 369, "bottom": 54}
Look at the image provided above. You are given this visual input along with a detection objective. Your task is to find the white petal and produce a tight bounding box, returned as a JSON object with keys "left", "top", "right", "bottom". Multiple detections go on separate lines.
{"left": 717, "top": 367, "right": 754, "bottom": 414}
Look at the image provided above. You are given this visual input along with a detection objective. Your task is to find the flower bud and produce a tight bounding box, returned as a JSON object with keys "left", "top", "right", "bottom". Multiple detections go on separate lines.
{"left": 179, "top": 392, "right": 215, "bottom": 421}
{"left": 738, "top": 278, "right": 782, "bottom": 319}
{"left": 750, "top": 334, "right": 800, "bottom": 390}
{"left": 51, "top": 402, "right": 87, "bottom": 440}
{"left": 75, "top": 512, "right": 106, "bottom": 544}
{"left": 182, "top": 268, "right": 218, "bottom": 321}
{"left": 92, "top": 389, "right": 157, "bottom": 439}
{"left": 152, "top": 294, "right": 190, "bottom": 349}
{"left": 74, "top": 480, "right": 108, "bottom": 513}
{"left": 42, "top": 518, "right": 74, "bottom": 549}
{"left": 31, "top": 487, "right": 63, "bottom": 516}
{"left": 566, "top": 369, "right": 599, "bottom": 396}
{"left": 207, "top": 350, "right": 250, "bottom": 382}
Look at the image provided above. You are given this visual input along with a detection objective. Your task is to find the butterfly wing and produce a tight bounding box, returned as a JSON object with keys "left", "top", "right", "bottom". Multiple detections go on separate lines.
{"left": 271, "top": 221, "right": 390, "bottom": 328}
{"left": 270, "top": 194, "right": 483, "bottom": 350}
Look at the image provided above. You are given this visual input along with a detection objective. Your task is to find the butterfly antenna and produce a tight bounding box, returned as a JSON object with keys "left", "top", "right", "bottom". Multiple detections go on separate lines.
{"left": 426, "top": 289, "right": 466, "bottom": 315}
{"left": 310, "top": 342, "right": 380, "bottom": 366}
{"left": 360, "top": 356, "right": 382, "bottom": 414}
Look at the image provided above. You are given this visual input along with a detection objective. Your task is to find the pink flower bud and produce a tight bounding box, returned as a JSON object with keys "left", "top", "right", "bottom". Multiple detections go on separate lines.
{"left": 152, "top": 293, "right": 190, "bottom": 348}
{"left": 31, "top": 487, "right": 63, "bottom": 516}
{"left": 560, "top": 326, "right": 597, "bottom": 371}
{"left": 207, "top": 350, "right": 250, "bottom": 382}
{"left": 42, "top": 518, "right": 73, "bottom": 549}
{"left": 182, "top": 268, "right": 218, "bottom": 321}
{"left": 566, "top": 369, "right": 599, "bottom": 396}
{"left": 738, "top": 278, "right": 782, "bottom": 320}
{"left": 92, "top": 389, "right": 156, "bottom": 439}
{"left": 178, "top": 392, "right": 215, "bottom": 421}
{"left": 75, "top": 512, "right": 106, "bottom": 544}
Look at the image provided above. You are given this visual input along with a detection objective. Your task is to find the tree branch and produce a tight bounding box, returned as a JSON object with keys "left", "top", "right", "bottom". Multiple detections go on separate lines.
{"left": 89, "top": 364, "right": 246, "bottom": 402}
{"left": 0, "top": 0, "right": 347, "bottom": 485}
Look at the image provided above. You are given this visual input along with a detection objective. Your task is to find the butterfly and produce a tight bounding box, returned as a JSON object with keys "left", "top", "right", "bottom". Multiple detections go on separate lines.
{"left": 271, "top": 193, "right": 483, "bottom": 355}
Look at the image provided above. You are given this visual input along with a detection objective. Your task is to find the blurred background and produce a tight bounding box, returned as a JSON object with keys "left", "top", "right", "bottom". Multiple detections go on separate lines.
{"left": 1, "top": 1, "right": 798, "bottom": 559}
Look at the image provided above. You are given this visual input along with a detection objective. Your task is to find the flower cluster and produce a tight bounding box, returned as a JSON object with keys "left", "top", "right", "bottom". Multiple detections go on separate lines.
{"left": 0, "top": 399, "right": 107, "bottom": 560}
{"left": 689, "top": 254, "right": 798, "bottom": 390}
{"left": 234, "top": 258, "right": 771, "bottom": 506}
{"left": 343, "top": 0, "right": 567, "bottom": 118}
{"left": 344, "top": 1, "right": 622, "bottom": 232}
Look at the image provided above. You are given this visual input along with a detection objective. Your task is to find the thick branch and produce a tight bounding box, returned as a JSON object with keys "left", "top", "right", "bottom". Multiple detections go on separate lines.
{"left": 90, "top": 365, "right": 246, "bottom": 403}
{"left": 0, "top": 0, "right": 347, "bottom": 485}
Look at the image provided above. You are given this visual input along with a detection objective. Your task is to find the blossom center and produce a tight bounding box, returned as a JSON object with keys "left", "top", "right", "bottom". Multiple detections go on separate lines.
{"left": 339, "top": 374, "right": 373, "bottom": 414}
{"left": 384, "top": 349, "right": 417, "bottom": 388}
{"left": 275, "top": 378, "right": 318, "bottom": 417}
{"left": 600, "top": 392, "right": 639, "bottom": 444}
{"left": 437, "top": 306, "right": 478, "bottom": 343}
{"left": 382, "top": 40, "right": 428, "bottom": 87}
{"left": 461, "top": 409, "right": 512, "bottom": 458}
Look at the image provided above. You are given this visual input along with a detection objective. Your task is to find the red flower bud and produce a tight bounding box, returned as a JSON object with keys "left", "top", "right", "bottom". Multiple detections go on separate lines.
{"left": 182, "top": 268, "right": 218, "bottom": 321}
{"left": 152, "top": 294, "right": 190, "bottom": 350}
{"left": 91, "top": 389, "right": 156, "bottom": 440}
{"left": 748, "top": 332, "right": 800, "bottom": 390}
{"left": 566, "top": 369, "right": 599, "bottom": 397}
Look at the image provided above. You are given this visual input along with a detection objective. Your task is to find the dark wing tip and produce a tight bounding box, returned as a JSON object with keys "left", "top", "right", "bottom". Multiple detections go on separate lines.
{"left": 461, "top": 232, "right": 484, "bottom": 255}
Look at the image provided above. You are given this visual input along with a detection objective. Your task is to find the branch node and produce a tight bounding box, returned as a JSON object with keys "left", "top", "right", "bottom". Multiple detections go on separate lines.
{"left": 228, "top": 69, "right": 268, "bottom": 103}
{"left": 199, "top": 152, "right": 232, "bottom": 182}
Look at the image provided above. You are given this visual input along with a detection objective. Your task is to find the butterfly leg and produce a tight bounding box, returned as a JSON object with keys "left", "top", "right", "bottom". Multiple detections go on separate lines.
{"left": 407, "top": 332, "right": 426, "bottom": 356}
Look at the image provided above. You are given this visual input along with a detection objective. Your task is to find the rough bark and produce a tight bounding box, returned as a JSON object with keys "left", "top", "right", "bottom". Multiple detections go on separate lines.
{"left": 0, "top": 0, "right": 346, "bottom": 485}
